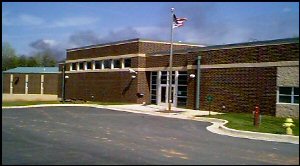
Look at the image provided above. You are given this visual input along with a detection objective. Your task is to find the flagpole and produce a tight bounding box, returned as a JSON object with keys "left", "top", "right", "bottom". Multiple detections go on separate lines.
{"left": 168, "top": 8, "right": 174, "bottom": 112}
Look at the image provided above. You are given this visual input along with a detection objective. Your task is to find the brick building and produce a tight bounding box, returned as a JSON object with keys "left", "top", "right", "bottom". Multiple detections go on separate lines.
{"left": 2, "top": 67, "right": 59, "bottom": 101}
{"left": 60, "top": 38, "right": 297, "bottom": 117}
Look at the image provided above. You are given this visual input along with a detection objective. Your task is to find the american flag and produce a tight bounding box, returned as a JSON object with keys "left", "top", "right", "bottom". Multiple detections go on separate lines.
{"left": 173, "top": 14, "right": 187, "bottom": 28}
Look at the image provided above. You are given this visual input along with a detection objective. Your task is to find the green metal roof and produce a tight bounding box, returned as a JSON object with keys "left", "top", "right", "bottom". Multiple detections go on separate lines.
{"left": 3, "top": 67, "right": 59, "bottom": 74}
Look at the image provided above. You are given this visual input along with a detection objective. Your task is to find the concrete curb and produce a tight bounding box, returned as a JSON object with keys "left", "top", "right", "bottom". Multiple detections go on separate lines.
{"left": 2, "top": 104, "right": 299, "bottom": 144}
{"left": 192, "top": 117, "right": 299, "bottom": 144}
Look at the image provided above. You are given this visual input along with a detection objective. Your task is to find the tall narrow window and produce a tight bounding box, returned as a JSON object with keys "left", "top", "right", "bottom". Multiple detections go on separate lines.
{"left": 104, "top": 60, "right": 111, "bottom": 69}
{"left": 71, "top": 63, "right": 77, "bottom": 71}
{"left": 79, "top": 62, "right": 84, "bottom": 70}
{"left": 95, "top": 61, "right": 102, "bottom": 69}
{"left": 113, "top": 59, "right": 121, "bottom": 68}
{"left": 124, "top": 58, "right": 131, "bottom": 68}
{"left": 86, "top": 61, "right": 92, "bottom": 70}
{"left": 151, "top": 72, "right": 158, "bottom": 104}
{"left": 177, "top": 71, "right": 188, "bottom": 107}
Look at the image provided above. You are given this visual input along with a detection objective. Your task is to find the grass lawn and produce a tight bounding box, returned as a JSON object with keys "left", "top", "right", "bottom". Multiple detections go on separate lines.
{"left": 199, "top": 113, "right": 299, "bottom": 136}
{"left": 2, "top": 100, "right": 132, "bottom": 106}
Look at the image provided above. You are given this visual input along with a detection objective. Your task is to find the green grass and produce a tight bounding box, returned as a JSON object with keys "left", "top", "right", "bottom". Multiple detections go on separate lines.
{"left": 200, "top": 113, "right": 299, "bottom": 136}
{"left": 2, "top": 100, "right": 133, "bottom": 106}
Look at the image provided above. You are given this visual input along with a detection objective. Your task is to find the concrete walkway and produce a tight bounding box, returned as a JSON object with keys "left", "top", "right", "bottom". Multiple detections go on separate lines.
{"left": 2, "top": 104, "right": 299, "bottom": 144}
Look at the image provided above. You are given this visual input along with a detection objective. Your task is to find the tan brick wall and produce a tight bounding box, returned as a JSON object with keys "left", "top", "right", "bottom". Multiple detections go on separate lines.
{"left": 276, "top": 104, "right": 299, "bottom": 118}
{"left": 3, "top": 94, "right": 58, "bottom": 102}
{"left": 277, "top": 66, "right": 299, "bottom": 87}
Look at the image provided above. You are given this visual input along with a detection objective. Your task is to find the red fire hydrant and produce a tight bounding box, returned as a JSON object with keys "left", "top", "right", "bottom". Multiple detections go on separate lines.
{"left": 253, "top": 105, "right": 260, "bottom": 127}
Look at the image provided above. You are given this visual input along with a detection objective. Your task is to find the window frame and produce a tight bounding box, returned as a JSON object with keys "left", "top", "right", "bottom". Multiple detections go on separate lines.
{"left": 277, "top": 86, "right": 299, "bottom": 104}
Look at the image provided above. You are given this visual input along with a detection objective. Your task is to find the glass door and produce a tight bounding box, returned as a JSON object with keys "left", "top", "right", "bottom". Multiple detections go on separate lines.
{"left": 159, "top": 85, "right": 176, "bottom": 106}
{"left": 158, "top": 71, "right": 176, "bottom": 107}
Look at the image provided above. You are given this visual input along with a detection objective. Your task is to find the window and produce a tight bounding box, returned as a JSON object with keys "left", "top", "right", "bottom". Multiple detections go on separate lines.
{"left": 71, "top": 63, "right": 77, "bottom": 71}
{"left": 86, "top": 61, "right": 92, "bottom": 70}
{"left": 95, "top": 61, "right": 102, "bottom": 69}
{"left": 79, "top": 62, "right": 84, "bottom": 70}
{"left": 113, "top": 59, "right": 121, "bottom": 68}
{"left": 278, "top": 87, "right": 299, "bottom": 104}
{"left": 177, "top": 71, "right": 188, "bottom": 107}
{"left": 151, "top": 72, "right": 157, "bottom": 104}
{"left": 124, "top": 58, "right": 131, "bottom": 68}
{"left": 104, "top": 59, "right": 111, "bottom": 69}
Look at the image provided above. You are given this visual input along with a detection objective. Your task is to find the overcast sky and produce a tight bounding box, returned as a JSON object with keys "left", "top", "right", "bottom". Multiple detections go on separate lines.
{"left": 2, "top": 2, "right": 299, "bottom": 60}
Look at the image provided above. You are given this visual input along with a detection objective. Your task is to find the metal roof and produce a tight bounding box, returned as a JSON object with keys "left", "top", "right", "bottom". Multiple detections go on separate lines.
{"left": 148, "top": 37, "right": 299, "bottom": 56}
{"left": 3, "top": 67, "right": 59, "bottom": 74}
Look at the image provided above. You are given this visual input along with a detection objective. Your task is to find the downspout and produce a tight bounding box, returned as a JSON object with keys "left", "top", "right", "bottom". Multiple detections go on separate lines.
{"left": 196, "top": 55, "right": 201, "bottom": 110}
{"left": 61, "top": 64, "right": 65, "bottom": 102}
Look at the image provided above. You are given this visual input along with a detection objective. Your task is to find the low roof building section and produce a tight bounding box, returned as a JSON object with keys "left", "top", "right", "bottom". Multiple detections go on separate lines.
{"left": 3, "top": 67, "right": 59, "bottom": 74}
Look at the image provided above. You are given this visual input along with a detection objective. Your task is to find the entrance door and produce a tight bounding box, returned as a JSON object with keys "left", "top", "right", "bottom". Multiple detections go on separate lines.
{"left": 159, "top": 84, "right": 176, "bottom": 106}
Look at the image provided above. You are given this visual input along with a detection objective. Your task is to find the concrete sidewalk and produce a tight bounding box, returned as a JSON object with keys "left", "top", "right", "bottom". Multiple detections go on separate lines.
{"left": 3, "top": 103, "right": 299, "bottom": 144}
{"left": 100, "top": 104, "right": 299, "bottom": 144}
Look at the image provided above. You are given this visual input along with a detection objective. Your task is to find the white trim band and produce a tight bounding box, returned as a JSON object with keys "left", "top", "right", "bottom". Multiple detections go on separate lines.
{"left": 66, "top": 54, "right": 146, "bottom": 63}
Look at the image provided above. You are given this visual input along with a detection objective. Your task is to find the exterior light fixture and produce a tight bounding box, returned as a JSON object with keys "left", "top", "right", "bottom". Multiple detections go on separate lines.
{"left": 189, "top": 74, "right": 196, "bottom": 78}
{"left": 65, "top": 75, "right": 69, "bottom": 79}
{"left": 129, "top": 68, "right": 137, "bottom": 79}
{"left": 128, "top": 68, "right": 137, "bottom": 74}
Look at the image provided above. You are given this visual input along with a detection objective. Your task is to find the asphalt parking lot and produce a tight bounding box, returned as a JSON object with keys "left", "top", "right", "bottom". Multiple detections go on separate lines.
{"left": 2, "top": 106, "right": 299, "bottom": 165}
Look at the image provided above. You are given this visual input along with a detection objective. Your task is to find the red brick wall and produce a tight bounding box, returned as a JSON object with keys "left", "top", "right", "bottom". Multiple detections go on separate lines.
{"left": 146, "top": 54, "right": 189, "bottom": 68}
{"left": 28, "top": 74, "right": 41, "bottom": 94}
{"left": 43, "top": 74, "right": 58, "bottom": 95}
{"left": 67, "top": 41, "right": 201, "bottom": 61}
{"left": 67, "top": 42, "right": 140, "bottom": 60}
{"left": 187, "top": 43, "right": 299, "bottom": 65}
{"left": 139, "top": 42, "right": 198, "bottom": 54}
{"left": 3, "top": 74, "right": 10, "bottom": 93}
{"left": 187, "top": 67, "right": 277, "bottom": 115}
{"left": 64, "top": 72, "right": 138, "bottom": 103}
{"left": 12, "top": 74, "right": 25, "bottom": 94}
{"left": 136, "top": 71, "right": 151, "bottom": 104}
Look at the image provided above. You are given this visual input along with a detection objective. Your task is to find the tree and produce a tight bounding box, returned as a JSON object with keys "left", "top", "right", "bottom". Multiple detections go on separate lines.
{"left": 17, "top": 55, "right": 28, "bottom": 67}
{"left": 31, "top": 50, "right": 57, "bottom": 67}
{"left": 2, "top": 42, "right": 18, "bottom": 71}
{"left": 26, "top": 56, "right": 39, "bottom": 67}
{"left": 41, "top": 50, "right": 57, "bottom": 67}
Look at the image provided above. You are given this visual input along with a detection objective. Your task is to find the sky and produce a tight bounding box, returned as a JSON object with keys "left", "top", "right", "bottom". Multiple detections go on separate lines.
{"left": 2, "top": 2, "right": 299, "bottom": 60}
